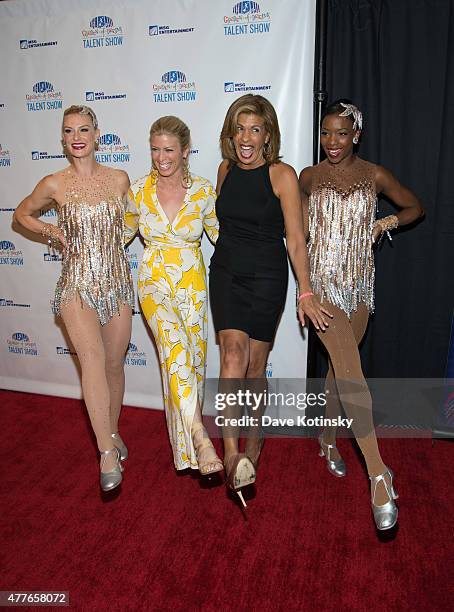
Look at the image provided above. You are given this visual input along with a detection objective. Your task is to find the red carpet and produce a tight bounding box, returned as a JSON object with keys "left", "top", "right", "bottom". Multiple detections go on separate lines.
{"left": 1, "top": 390, "right": 452, "bottom": 611}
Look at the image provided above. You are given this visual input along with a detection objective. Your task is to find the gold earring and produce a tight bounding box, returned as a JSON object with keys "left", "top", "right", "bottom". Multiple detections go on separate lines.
{"left": 182, "top": 157, "right": 192, "bottom": 189}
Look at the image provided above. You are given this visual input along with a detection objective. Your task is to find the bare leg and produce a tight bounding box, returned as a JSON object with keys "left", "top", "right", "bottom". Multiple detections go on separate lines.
{"left": 218, "top": 329, "right": 250, "bottom": 461}
{"left": 100, "top": 304, "right": 132, "bottom": 433}
{"left": 60, "top": 298, "right": 115, "bottom": 471}
{"left": 245, "top": 338, "right": 270, "bottom": 465}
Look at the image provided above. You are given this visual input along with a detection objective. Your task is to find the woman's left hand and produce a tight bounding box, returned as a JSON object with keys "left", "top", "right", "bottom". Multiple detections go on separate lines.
{"left": 298, "top": 295, "right": 333, "bottom": 331}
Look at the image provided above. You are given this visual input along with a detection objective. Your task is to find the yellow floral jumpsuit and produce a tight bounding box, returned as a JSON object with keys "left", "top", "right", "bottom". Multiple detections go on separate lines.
{"left": 125, "top": 172, "right": 218, "bottom": 470}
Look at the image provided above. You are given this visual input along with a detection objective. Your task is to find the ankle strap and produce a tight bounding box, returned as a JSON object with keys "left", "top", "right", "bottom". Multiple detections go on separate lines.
{"left": 320, "top": 437, "right": 337, "bottom": 461}
{"left": 100, "top": 447, "right": 119, "bottom": 466}
{"left": 369, "top": 470, "right": 392, "bottom": 503}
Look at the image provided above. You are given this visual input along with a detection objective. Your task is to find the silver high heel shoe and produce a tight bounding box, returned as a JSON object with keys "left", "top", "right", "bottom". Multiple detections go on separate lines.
{"left": 369, "top": 468, "right": 399, "bottom": 530}
{"left": 111, "top": 432, "right": 128, "bottom": 461}
{"left": 318, "top": 435, "right": 346, "bottom": 477}
{"left": 100, "top": 447, "right": 123, "bottom": 492}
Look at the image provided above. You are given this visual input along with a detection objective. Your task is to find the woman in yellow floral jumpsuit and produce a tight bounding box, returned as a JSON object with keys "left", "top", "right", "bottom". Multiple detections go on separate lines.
{"left": 125, "top": 116, "right": 222, "bottom": 475}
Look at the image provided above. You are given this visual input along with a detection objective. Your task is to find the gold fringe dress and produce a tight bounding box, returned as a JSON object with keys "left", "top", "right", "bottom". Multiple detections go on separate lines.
{"left": 54, "top": 167, "right": 134, "bottom": 324}
{"left": 125, "top": 172, "right": 218, "bottom": 470}
{"left": 308, "top": 157, "right": 377, "bottom": 317}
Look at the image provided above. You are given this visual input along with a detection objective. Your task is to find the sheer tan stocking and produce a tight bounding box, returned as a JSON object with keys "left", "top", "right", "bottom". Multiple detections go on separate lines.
{"left": 60, "top": 297, "right": 131, "bottom": 471}
{"left": 100, "top": 305, "right": 132, "bottom": 432}
{"left": 321, "top": 303, "right": 369, "bottom": 460}
{"left": 316, "top": 301, "right": 388, "bottom": 499}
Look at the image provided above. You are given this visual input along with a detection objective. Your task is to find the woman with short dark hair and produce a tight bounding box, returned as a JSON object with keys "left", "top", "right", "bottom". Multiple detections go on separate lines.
{"left": 299, "top": 99, "right": 424, "bottom": 530}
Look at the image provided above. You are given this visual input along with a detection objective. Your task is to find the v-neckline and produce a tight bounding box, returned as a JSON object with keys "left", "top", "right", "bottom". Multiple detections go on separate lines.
{"left": 153, "top": 182, "right": 189, "bottom": 227}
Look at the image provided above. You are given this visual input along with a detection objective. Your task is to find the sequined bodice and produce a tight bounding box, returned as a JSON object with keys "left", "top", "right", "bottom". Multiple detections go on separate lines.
{"left": 308, "top": 157, "right": 377, "bottom": 316}
{"left": 54, "top": 166, "right": 134, "bottom": 324}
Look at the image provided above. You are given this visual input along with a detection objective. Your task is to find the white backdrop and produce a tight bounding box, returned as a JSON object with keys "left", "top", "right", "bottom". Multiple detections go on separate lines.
{"left": 0, "top": 0, "right": 316, "bottom": 408}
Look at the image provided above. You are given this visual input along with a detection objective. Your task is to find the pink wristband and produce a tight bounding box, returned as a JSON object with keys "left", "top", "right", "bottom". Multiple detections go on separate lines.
{"left": 298, "top": 291, "right": 314, "bottom": 301}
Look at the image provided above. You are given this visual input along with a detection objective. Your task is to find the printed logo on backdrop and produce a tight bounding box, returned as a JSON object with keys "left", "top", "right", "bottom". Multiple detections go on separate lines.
{"left": 20, "top": 37, "right": 57, "bottom": 49}
{"left": 32, "top": 150, "right": 66, "bottom": 161}
{"left": 148, "top": 23, "right": 194, "bottom": 37}
{"left": 7, "top": 332, "right": 38, "bottom": 356}
{"left": 125, "top": 246, "right": 139, "bottom": 271}
{"left": 0, "top": 144, "right": 11, "bottom": 167}
{"left": 39, "top": 207, "right": 58, "bottom": 218}
{"left": 153, "top": 70, "right": 196, "bottom": 103}
{"left": 96, "top": 133, "right": 130, "bottom": 164}
{"left": 43, "top": 241, "right": 63, "bottom": 262}
{"left": 125, "top": 342, "right": 147, "bottom": 366}
{"left": 26, "top": 81, "right": 63, "bottom": 112}
{"left": 224, "top": 1, "right": 271, "bottom": 36}
{"left": 56, "top": 346, "right": 77, "bottom": 356}
{"left": 0, "top": 103, "right": 5, "bottom": 109}
{"left": 0, "top": 241, "right": 23, "bottom": 266}
{"left": 85, "top": 90, "right": 126, "bottom": 102}
{"left": 266, "top": 361, "right": 273, "bottom": 378}
{"left": 82, "top": 16, "right": 124, "bottom": 48}
{"left": 0, "top": 298, "right": 30, "bottom": 309}
{"left": 224, "top": 81, "right": 271, "bottom": 94}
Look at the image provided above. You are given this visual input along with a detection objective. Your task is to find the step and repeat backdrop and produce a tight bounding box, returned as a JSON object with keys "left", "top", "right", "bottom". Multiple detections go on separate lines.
{"left": 0, "top": 0, "right": 316, "bottom": 408}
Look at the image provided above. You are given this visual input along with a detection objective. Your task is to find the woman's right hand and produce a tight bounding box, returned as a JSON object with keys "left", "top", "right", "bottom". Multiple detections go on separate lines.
{"left": 298, "top": 295, "right": 333, "bottom": 331}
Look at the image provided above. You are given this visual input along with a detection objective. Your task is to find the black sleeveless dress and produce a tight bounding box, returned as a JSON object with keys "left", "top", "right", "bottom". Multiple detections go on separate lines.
{"left": 209, "top": 163, "right": 288, "bottom": 342}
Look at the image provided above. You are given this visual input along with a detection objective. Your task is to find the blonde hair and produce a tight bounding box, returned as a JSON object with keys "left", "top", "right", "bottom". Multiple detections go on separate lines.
{"left": 220, "top": 94, "right": 281, "bottom": 166}
{"left": 62, "top": 105, "right": 98, "bottom": 131}
{"left": 149, "top": 116, "right": 192, "bottom": 187}
{"left": 149, "top": 115, "right": 191, "bottom": 149}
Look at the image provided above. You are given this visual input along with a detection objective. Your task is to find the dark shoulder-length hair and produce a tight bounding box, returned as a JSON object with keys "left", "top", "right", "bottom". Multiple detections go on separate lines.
{"left": 220, "top": 94, "right": 281, "bottom": 166}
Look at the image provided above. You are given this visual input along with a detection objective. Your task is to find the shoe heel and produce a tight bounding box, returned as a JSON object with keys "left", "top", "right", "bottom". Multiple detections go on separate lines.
{"left": 319, "top": 448, "right": 325, "bottom": 457}
{"left": 236, "top": 490, "right": 247, "bottom": 508}
{"left": 388, "top": 469, "right": 398, "bottom": 499}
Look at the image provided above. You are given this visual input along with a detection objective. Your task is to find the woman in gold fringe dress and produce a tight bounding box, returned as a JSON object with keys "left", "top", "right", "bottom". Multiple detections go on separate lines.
{"left": 14, "top": 105, "right": 133, "bottom": 493}
{"left": 299, "top": 99, "right": 424, "bottom": 530}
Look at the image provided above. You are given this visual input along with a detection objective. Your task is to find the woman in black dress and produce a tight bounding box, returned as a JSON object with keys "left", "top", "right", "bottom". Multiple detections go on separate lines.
{"left": 210, "top": 94, "right": 332, "bottom": 505}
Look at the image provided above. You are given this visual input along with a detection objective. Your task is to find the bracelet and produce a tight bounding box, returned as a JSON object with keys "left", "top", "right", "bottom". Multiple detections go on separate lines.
{"left": 373, "top": 215, "right": 399, "bottom": 244}
{"left": 40, "top": 223, "right": 60, "bottom": 248}
{"left": 376, "top": 215, "right": 398, "bottom": 231}
{"left": 298, "top": 291, "right": 314, "bottom": 301}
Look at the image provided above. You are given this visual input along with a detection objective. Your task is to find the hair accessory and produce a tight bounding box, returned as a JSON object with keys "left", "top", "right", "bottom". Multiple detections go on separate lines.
{"left": 339, "top": 103, "right": 363, "bottom": 132}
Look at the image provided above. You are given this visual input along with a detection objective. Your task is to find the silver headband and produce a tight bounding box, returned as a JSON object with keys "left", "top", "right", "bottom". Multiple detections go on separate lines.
{"left": 339, "top": 103, "right": 362, "bottom": 132}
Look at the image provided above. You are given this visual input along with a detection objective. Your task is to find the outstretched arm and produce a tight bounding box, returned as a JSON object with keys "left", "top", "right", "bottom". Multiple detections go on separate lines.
{"left": 271, "top": 163, "right": 332, "bottom": 331}
{"left": 298, "top": 166, "right": 314, "bottom": 241}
